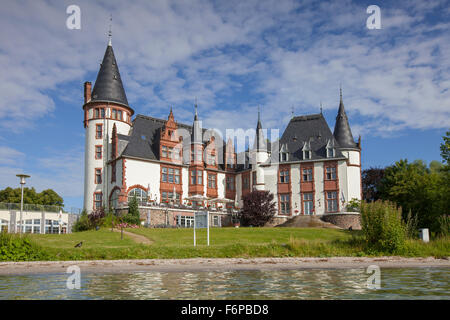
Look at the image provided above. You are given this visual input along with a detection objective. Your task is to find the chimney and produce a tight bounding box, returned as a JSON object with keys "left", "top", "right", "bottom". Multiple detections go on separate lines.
{"left": 84, "top": 81, "right": 92, "bottom": 103}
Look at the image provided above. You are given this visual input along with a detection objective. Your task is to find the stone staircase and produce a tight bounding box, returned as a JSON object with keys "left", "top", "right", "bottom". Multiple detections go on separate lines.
{"left": 275, "top": 215, "right": 342, "bottom": 229}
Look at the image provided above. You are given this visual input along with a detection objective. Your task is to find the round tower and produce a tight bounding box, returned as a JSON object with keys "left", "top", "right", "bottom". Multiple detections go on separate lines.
{"left": 83, "top": 39, "right": 134, "bottom": 213}
{"left": 333, "top": 88, "right": 361, "bottom": 206}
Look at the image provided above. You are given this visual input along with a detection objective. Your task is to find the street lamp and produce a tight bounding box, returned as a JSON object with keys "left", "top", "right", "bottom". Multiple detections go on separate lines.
{"left": 16, "top": 174, "right": 30, "bottom": 235}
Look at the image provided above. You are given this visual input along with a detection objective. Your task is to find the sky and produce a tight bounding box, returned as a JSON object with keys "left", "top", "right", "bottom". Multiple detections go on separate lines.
{"left": 0, "top": 0, "right": 449, "bottom": 210}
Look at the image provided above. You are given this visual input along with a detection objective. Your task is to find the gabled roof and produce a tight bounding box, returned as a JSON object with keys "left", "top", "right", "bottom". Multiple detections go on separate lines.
{"left": 279, "top": 113, "right": 344, "bottom": 161}
{"left": 120, "top": 115, "right": 228, "bottom": 170}
{"left": 91, "top": 43, "right": 129, "bottom": 108}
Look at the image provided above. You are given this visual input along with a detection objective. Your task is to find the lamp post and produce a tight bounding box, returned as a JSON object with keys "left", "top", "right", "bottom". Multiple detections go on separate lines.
{"left": 16, "top": 174, "right": 30, "bottom": 235}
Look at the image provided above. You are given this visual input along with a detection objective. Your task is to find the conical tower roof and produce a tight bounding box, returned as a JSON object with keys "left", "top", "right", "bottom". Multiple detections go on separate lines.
{"left": 333, "top": 88, "right": 357, "bottom": 149}
{"left": 91, "top": 42, "right": 129, "bottom": 107}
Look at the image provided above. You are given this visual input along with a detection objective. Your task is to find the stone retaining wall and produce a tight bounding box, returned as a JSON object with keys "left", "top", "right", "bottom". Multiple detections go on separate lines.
{"left": 321, "top": 213, "right": 361, "bottom": 230}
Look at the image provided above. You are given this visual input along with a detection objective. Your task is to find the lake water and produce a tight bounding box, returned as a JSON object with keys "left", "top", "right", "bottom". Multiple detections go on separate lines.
{"left": 0, "top": 268, "right": 448, "bottom": 299}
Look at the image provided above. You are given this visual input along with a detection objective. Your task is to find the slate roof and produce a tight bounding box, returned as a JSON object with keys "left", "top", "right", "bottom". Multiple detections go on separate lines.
{"left": 119, "top": 111, "right": 351, "bottom": 171}
{"left": 279, "top": 113, "right": 345, "bottom": 161}
{"left": 91, "top": 43, "right": 129, "bottom": 107}
{"left": 333, "top": 90, "right": 358, "bottom": 149}
{"left": 119, "top": 115, "right": 228, "bottom": 170}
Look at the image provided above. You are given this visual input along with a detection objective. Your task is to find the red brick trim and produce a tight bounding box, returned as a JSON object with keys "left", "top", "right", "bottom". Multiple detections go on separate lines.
{"left": 127, "top": 184, "right": 149, "bottom": 194}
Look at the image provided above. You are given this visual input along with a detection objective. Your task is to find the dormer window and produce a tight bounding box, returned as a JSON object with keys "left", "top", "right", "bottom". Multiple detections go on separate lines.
{"left": 327, "top": 147, "right": 335, "bottom": 158}
{"left": 279, "top": 144, "right": 289, "bottom": 162}
{"left": 326, "top": 139, "right": 336, "bottom": 158}
{"left": 302, "top": 141, "right": 312, "bottom": 160}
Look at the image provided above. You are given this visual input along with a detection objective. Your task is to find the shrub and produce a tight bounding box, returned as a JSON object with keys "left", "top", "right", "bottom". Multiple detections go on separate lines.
{"left": 347, "top": 198, "right": 361, "bottom": 212}
{"left": 436, "top": 215, "right": 450, "bottom": 238}
{"left": 405, "top": 210, "right": 419, "bottom": 239}
{"left": 0, "top": 232, "right": 49, "bottom": 261}
{"left": 73, "top": 210, "right": 91, "bottom": 232}
{"left": 88, "top": 207, "right": 106, "bottom": 228}
{"left": 123, "top": 195, "right": 141, "bottom": 225}
{"left": 240, "top": 190, "right": 276, "bottom": 227}
{"left": 360, "top": 200, "right": 406, "bottom": 253}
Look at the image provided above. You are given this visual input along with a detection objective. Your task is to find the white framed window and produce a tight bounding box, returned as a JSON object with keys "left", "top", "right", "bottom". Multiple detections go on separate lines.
{"left": 128, "top": 188, "right": 147, "bottom": 203}
{"left": 303, "top": 193, "right": 314, "bottom": 215}
{"left": 326, "top": 191, "right": 338, "bottom": 212}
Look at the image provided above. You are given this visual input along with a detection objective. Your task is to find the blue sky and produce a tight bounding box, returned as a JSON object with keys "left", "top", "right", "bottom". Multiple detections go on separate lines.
{"left": 0, "top": 0, "right": 449, "bottom": 210}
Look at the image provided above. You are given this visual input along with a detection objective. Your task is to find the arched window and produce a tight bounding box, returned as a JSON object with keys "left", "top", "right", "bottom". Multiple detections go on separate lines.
{"left": 110, "top": 188, "right": 121, "bottom": 209}
{"left": 128, "top": 188, "right": 148, "bottom": 203}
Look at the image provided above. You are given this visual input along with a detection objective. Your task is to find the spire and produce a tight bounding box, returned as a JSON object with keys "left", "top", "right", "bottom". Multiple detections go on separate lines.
{"left": 91, "top": 40, "right": 129, "bottom": 107}
{"left": 192, "top": 99, "right": 201, "bottom": 144}
{"left": 108, "top": 14, "right": 112, "bottom": 46}
{"left": 194, "top": 98, "right": 198, "bottom": 121}
{"left": 333, "top": 87, "right": 357, "bottom": 149}
{"left": 254, "top": 106, "right": 266, "bottom": 151}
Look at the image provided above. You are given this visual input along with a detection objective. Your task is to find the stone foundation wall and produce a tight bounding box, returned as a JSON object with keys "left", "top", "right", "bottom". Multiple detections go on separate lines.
{"left": 321, "top": 213, "right": 361, "bottom": 230}
{"left": 264, "top": 216, "right": 288, "bottom": 227}
{"left": 116, "top": 207, "right": 232, "bottom": 228}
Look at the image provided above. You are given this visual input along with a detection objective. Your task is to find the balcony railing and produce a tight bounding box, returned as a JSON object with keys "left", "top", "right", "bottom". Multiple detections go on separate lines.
{"left": 0, "top": 203, "right": 81, "bottom": 214}
{"left": 118, "top": 199, "right": 238, "bottom": 213}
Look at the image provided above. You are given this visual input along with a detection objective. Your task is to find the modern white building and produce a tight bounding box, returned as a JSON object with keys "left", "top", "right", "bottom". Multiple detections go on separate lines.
{"left": 82, "top": 40, "right": 362, "bottom": 226}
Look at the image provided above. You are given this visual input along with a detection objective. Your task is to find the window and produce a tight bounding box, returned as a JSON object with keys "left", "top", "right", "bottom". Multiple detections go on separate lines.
{"left": 326, "top": 191, "right": 338, "bottom": 212}
{"left": 95, "top": 168, "right": 102, "bottom": 184}
{"left": 177, "top": 215, "right": 194, "bottom": 228}
{"left": 128, "top": 188, "right": 147, "bottom": 203}
{"left": 191, "top": 148, "right": 202, "bottom": 163}
{"left": 207, "top": 153, "right": 216, "bottom": 165}
{"left": 95, "top": 145, "right": 102, "bottom": 159}
{"left": 117, "top": 110, "right": 123, "bottom": 121}
{"left": 162, "top": 191, "right": 181, "bottom": 204}
{"left": 110, "top": 188, "right": 120, "bottom": 209}
{"left": 227, "top": 156, "right": 234, "bottom": 168}
{"left": 303, "top": 193, "right": 314, "bottom": 215}
{"left": 327, "top": 148, "right": 335, "bottom": 158}
{"left": 208, "top": 174, "right": 216, "bottom": 188}
{"left": 162, "top": 167, "right": 180, "bottom": 184}
{"left": 94, "top": 108, "right": 105, "bottom": 118}
{"left": 94, "top": 192, "right": 103, "bottom": 209}
{"left": 303, "top": 150, "right": 311, "bottom": 159}
{"left": 280, "top": 194, "right": 291, "bottom": 215}
{"left": 226, "top": 176, "right": 235, "bottom": 191}
{"left": 190, "top": 170, "right": 203, "bottom": 185}
{"left": 162, "top": 146, "right": 168, "bottom": 158}
{"left": 111, "top": 162, "right": 116, "bottom": 182}
{"left": 112, "top": 109, "right": 117, "bottom": 120}
{"left": 243, "top": 176, "right": 250, "bottom": 189}
{"left": 280, "top": 169, "right": 289, "bottom": 183}
{"left": 326, "top": 167, "right": 336, "bottom": 180}
{"left": 0, "top": 219, "right": 8, "bottom": 233}
{"left": 45, "top": 219, "right": 61, "bottom": 234}
{"left": 302, "top": 168, "right": 312, "bottom": 181}
{"left": 96, "top": 124, "right": 103, "bottom": 139}
{"left": 252, "top": 172, "right": 257, "bottom": 185}
{"left": 280, "top": 152, "right": 288, "bottom": 162}
{"left": 213, "top": 215, "right": 221, "bottom": 227}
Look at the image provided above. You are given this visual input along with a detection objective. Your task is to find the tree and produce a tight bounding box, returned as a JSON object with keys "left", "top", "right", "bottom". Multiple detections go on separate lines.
{"left": 440, "top": 130, "right": 450, "bottom": 165}
{"left": 240, "top": 190, "right": 276, "bottom": 227}
{"left": 362, "top": 167, "right": 385, "bottom": 201}
{"left": 0, "top": 187, "right": 63, "bottom": 206}
{"left": 379, "top": 159, "right": 448, "bottom": 231}
{"left": 123, "top": 195, "right": 140, "bottom": 225}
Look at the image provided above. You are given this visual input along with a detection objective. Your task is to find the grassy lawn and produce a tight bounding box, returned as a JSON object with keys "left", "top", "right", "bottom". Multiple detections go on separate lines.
{"left": 12, "top": 227, "right": 447, "bottom": 261}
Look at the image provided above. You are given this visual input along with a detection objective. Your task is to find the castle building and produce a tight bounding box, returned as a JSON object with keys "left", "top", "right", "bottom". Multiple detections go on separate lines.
{"left": 83, "top": 40, "right": 362, "bottom": 226}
